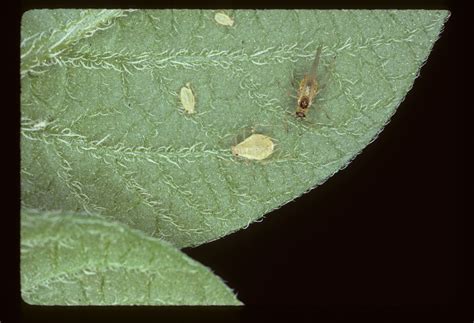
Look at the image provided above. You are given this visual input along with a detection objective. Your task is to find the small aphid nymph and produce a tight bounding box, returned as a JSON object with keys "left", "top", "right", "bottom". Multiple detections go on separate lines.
{"left": 214, "top": 12, "right": 234, "bottom": 27}
{"left": 295, "top": 45, "right": 322, "bottom": 118}
{"left": 231, "top": 134, "right": 274, "bottom": 161}
{"left": 180, "top": 82, "right": 196, "bottom": 114}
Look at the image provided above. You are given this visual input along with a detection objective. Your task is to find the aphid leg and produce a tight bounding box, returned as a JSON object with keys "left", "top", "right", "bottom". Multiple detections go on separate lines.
{"left": 290, "top": 70, "right": 298, "bottom": 88}
{"left": 329, "top": 54, "right": 337, "bottom": 71}
{"left": 276, "top": 77, "right": 297, "bottom": 99}
{"left": 316, "top": 84, "right": 324, "bottom": 95}
{"left": 234, "top": 124, "right": 263, "bottom": 146}
{"left": 283, "top": 118, "right": 289, "bottom": 133}
{"left": 318, "top": 104, "right": 332, "bottom": 121}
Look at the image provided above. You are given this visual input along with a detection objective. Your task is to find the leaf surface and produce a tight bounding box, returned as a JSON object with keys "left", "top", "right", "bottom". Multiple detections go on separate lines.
{"left": 21, "top": 209, "right": 242, "bottom": 305}
{"left": 21, "top": 10, "right": 449, "bottom": 247}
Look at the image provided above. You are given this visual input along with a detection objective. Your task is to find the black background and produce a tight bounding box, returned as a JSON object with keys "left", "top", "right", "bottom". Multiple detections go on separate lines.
{"left": 4, "top": 0, "right": 467, "bottom": 322}
{"left": 184, "top": 5, "right": 462, "bottom": 306}
{"left": 183, "top": 4, "right": 466, "bottom": 309}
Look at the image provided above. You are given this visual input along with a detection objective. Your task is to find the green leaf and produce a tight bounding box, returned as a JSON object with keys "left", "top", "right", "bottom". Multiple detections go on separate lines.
{"left": 21, "top": 209, "right": 242, "bottom": 305}
{"left": 21, "top": 10, "right": 450, "bottom": 247}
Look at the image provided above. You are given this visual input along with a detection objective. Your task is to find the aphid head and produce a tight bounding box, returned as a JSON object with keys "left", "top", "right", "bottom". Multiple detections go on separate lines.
{"left": 296, "top": 110, "right": 306, "bottom": 118}
{"left": 231, "top": 146, "right": 239, "bottom": 156}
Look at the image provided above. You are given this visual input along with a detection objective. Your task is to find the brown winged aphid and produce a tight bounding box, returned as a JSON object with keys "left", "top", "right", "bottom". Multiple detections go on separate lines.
{"left": 295, "top": 45, "right": 323, "bottom": 118}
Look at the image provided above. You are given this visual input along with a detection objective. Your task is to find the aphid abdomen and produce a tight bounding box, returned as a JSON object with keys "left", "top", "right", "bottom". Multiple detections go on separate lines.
{"left": 179, "top": 83, "right": 195, "bottom": 114}
{"left": 214, "top": 12, "right": 234, "bottom": 26}
{"left": 237, "top": 146, "right": 260, "bottom": 157}
{"left": 294, "top": 46, "right": 322, "bottom": 118}
{"left": 231, "top": 134, "right": 274, "bottom": 161}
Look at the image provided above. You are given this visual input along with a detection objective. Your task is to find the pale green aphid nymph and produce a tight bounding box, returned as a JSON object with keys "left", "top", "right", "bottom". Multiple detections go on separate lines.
{"left": 214, "top": 12, "right": 234, "bottom": 27}
{"left": 180, "top": 82, "right": 195, "bottom": 114}
{"left": 231, "top": 134, "right": 274, "bottom": 161}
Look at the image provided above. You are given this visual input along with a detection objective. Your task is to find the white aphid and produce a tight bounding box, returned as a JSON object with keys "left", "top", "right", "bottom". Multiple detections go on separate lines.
{"left": 180, "top": 82, "right": 195, "bottom": 114}
{"left": 214, "top": 12, "right": 234, "bottom": 27}
{"left": 231, "top": 134, "right": 274, "bottom": 161}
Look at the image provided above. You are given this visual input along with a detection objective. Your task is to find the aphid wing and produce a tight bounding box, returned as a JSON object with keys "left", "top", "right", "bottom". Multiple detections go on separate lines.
{"left": 295, "top": 45, "right": 323, "bottom": 118}
{"left": 309, "top": 45, "right": 322, "bottom": 78}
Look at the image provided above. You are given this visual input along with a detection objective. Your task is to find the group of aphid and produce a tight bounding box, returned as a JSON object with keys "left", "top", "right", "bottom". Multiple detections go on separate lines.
{"left": 232, "top": 46, "right": 324, "bottom": 161}
{"left": 179, "top": 45, "right": 324, "bottom": 161}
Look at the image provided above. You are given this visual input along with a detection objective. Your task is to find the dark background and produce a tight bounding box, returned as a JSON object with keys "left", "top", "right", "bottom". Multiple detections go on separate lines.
{"left": 183, "top": 4, "right": 464, "bottom": 307}
{"left": 5, "top": 0, "right": 467, "bottom": 322}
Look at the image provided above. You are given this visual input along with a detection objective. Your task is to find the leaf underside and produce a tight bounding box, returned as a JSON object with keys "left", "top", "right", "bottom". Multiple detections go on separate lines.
{"left": 21, "top": 209, "right": 242, "bottom": 305}
{"left": 21, "top": 10, "right": 449, "bottom": 248}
